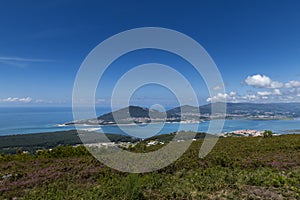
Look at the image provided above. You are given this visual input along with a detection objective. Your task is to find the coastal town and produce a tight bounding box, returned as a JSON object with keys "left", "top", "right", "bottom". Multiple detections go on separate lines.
{"left": 221, "top": 129, "right": 265, "bottom": 137}
{"left": 80, "top": 129, "right": 274, "bottom": 151}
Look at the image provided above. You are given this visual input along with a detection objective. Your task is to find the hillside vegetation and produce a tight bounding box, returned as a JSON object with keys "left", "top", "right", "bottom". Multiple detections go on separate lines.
{"left": 0, "top": 130, "right": 139, "bottom": 154}
{"left": 1, "top": 134, "right": 300, "bottom": 199}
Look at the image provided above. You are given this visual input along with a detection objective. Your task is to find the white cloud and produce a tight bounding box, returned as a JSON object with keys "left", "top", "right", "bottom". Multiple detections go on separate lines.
{"left": 285, "top": 80, "right": 300, "bottom": 88}
{"left": 206, "top": 90, "right": 288, "bottom": 103}
{"left": 206, "top": 91, "right": 272, "bottom": 103}
{"left": 212, "top": 84, "right": 225, "bottom": 91}
{"left": 209, "top": 73, "right": 300, "bottom": 103}
{"left": 273, "top": 89, "right": 282, "bottom": 95}
{"left": 206, "top": 93, "right": 228, "bottom": 102}
{"left": 245, "top": 74, "right": 272, "bottom": 88}
{"left": 270, "top": 81, "right": 284, "bottom": 89}
{"left": 257, "top": 89, "right": 281, "bottom": 96}
{"left": 245, "top": 74, "right": 283, "bottom": 89}
{"left": 207, "top": 91, "right": 239, "bottom": 102}
{"left": 243, "top": 74, "right": 300, "bottom": 102}
{"left": 214, "top": 84, "right": 300, "bottom": 102}
{"left": 257, "top": 91, "right": 272, "bottom": 96}
{"left": 19, "top": 97, "right": 32, "bottom": 103}
{"left": 245, "top": 94, "right": 259, "bottom": 100}
{"left": 229, "top": 91, "right": 236, "bottom": 96}
{"left": 1, "top": 97, "right": 32, "bottom": 103}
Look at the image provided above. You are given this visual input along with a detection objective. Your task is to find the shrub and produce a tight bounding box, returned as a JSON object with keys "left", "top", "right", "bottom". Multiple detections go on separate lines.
{"left": 263, "top": 130, "right": 273, "bottom": 138}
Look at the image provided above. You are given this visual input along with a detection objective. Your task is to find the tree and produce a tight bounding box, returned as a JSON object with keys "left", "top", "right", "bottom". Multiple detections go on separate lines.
{"left": 263, "top": 130, "right": 273, "bottom": 138}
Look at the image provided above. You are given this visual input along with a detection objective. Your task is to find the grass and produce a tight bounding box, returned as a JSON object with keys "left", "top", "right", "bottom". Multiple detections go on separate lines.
{"left": 0, "top": 134, "right": 300, "bottom": 199}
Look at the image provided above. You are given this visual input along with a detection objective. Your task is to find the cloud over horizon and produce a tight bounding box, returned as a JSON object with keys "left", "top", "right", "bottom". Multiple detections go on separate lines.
{"left": 245, "top": 74, "right": 283, "bottom": 89}
{"left": 285, "top": 80, "right": 300, "bottom": 88}
{"left": 207, "top": 74, "right": 300, "bottom": 103}
{"left": 1, "top": 97, "right": 32, "bottom": 103}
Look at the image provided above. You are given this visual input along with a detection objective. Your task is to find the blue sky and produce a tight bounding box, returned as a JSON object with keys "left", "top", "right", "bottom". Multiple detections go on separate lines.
{"left": 0, "top": 0, "right": 300, "bottom": 106}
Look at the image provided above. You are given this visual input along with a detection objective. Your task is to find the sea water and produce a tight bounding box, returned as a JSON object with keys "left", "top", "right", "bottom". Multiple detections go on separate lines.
{"left": 0, "top": 107, "right": 300, "bottom": 136}
{"left": 0, "top": 107, "right": 110, "bottom": 136}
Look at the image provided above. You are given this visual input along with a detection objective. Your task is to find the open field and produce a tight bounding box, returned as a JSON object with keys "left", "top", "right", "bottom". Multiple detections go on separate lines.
{"left": 1, "top": 134, "right": 300, "bottom": 199}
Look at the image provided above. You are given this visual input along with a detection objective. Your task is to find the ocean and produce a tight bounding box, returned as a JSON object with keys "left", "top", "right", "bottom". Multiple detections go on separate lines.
{"left": 0, "top": 107, "right": 300, "bottom": 136}
{"left": 0, "top": 107, "right": 110, "bottom": 136}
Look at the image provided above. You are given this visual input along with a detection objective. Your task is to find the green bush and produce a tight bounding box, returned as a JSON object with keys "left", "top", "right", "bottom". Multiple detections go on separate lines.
{"left": 263, "top": 130, "right": 273, "bottom": 138}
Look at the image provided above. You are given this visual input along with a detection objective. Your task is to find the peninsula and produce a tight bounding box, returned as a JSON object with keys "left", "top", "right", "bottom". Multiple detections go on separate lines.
{"left": 65, "top": 103, "right": 300, "bottom": 126}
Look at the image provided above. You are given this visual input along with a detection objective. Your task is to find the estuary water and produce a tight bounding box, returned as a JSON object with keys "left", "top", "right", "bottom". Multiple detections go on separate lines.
{"left": 0, "top": 107, "right": 300, "bottom": 136}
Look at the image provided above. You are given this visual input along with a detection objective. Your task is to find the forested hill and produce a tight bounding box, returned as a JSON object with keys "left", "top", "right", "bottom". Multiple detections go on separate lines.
{"left": 66, "top": 103, "right": 300, "bottom": 126}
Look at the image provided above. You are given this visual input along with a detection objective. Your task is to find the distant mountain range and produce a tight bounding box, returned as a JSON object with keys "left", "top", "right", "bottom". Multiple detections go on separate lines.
{"left": 65, "top": 103, "right": 300, "bottom": 126}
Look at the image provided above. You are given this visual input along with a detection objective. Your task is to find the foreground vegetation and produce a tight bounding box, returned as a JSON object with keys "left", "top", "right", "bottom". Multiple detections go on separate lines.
{"left": 1, "top": 134, "right": 300, "bottom": 199}
{"left": 0, "top": 130, "right": 140, "bottom": 154}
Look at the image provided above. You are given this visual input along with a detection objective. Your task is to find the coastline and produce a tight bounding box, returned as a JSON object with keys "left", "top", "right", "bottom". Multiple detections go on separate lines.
{"left": 3, "top": 118, "right": 300, "bottom": 137}
{"left": 64, "top": 117, "right": 296, "bottom": 127}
